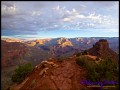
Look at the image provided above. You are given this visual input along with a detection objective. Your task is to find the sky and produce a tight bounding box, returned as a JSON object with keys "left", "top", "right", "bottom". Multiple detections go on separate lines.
{"left": 1, "top": 1, "right": 119, "bottom": 39}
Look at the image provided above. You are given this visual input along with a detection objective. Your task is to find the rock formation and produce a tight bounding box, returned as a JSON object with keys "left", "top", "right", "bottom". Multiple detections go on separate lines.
{"left": 12, "top": 57, "right": 86, "bottom": 90}
{"left": 88, "top": 39, "right": 119, "bottom": 61}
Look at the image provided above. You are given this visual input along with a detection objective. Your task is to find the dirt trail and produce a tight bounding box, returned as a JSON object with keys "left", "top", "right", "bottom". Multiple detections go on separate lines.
{"left": 10, "top": 78, "right": 29, "bottom": 90}
{"left": 85, "top": 55, "right": 97, "bottom": 60}
{"left": 12, "top": 56, "right": 87, "bottom": 90}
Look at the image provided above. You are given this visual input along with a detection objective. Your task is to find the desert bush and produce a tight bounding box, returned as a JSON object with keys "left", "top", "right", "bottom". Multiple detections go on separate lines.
{"left": 76, "top": 57, "right": 87, "bottom": 66}
{"left": 57, "top": 56, "right": 66, "bottom": 62}
{"left": 81, "top": 50, "right": 89, "bottom": 55}
{"left": 96, "top": 57, "right": 100, "bottom": 61}
{"left": 76, "top": 56, "right": 119, "bottom": 82}
{"left": 76, "top": 53, "right": 82, "bottom": 57}
{"left": 95, "top": 58, "right": 119, "bottom": 81}
{"left": 12, "top": 63, "right": 33, "bottom": 83}
{"left": 76, "top": 56, "right": 96, "bottom": 68}
{"left": 88, "top": 58, "right": 118, "bottom": 82}
{"left": 30, "top": 79, "right": 36, "bottom": 88}
{"left": 84, "top": 50, "right": 89, "bottom": 55}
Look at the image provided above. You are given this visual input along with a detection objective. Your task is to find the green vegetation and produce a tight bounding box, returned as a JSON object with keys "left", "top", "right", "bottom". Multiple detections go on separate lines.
{"left": 82, "top": 50, "right": 89, "bottom": 55}
{"left": 30, "top": 79, "right": 36, "bottom": 88}
{"left": 12, "top": 63, "right": 33, "bottom": 83}
{"left": 57, "top": 56, "right": 66, "bottom": 62}
{"left": 76, "top": 53, "right": 82, "bottom": 57}
{"left": 76, "top": 50, "right": 89, "bottom": 57}
{"left": 76, "top": 56, "right": 119, "bottom": 82}
{"left": 76, "top": 56, "right": 96, "bottom": 69}
{"left": 96, "top": 57, "right": 100, "bottom": 61}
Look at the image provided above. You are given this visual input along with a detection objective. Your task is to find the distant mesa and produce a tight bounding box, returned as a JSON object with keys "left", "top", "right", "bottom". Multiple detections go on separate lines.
{"left": 57, "top": 37, "right": 73, "bottom": 47}
{"left": 1, "top": 38, "right": 22, "bottom": 42}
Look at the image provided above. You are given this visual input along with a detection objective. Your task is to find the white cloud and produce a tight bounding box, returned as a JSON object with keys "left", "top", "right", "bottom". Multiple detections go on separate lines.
{"left": 53, "top": 5, "right": 60, "bottom": 10}
{"left": 72, "top": 8, "right": 76, "bottom": 12}
{"left": 31, "top": 11, "right": 41, "bottom": 16}
{"left": 50, "top": 4, "right": 117, "bottom": 30}
{"left": 63, "top": 18, "right": 71, "bottom": 22}
{"left": 54, "top": 25, "right": 59, "bottom": 27}
{"left": 76, "top": 15, "right": 85, "bottom": 18}
{"left": 60, "top": 9, "right": 117, "bottom": 29}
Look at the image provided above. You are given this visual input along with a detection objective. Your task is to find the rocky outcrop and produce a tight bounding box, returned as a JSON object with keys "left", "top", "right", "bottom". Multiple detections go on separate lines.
{"left": 15, "top": 57, "right": 86, "bottom": 90}
{"left": 88, "top": 39, "right": 119, "bottom": 61}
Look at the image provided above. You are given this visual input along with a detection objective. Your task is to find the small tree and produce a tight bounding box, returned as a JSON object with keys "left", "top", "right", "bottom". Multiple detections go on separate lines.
{"left": 96, "top": 57, "right": 100, "bottom": 61}
{"left": 12, "top": 63, "right": 33, "bottom": 83}
{"left": 57, "top": 56, "right": 65, "bottom": 62}
{"left": 84, "top": 50, "right": 89, "bottom": 55}
{"left": 76, "top": 53, "right": 82, "bottom": 57}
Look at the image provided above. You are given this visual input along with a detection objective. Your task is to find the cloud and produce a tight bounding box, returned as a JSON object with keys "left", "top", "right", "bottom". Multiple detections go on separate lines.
{"left": 60, "top": 10, "right": 117, "bottom": 30}
{"left": 31, "top": 11, "right": 41, "bottom": 16}
{"left": 1, "top": 1, "right": 118, "bottom": 37}
{"left": 2, "top": 2, "right": 16, "bottom": 17}
{"left": 93, "top": 1, "right": 117, "bottom": 7}
{"left": 63, "top": 18, "right": 71, "bottom": 22}
{"left": 2, "top": 2, "right": 15, "bottom": 7}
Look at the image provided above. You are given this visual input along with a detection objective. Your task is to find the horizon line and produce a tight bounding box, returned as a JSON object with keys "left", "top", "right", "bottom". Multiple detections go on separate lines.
{"left": 1, "top": 36, "right": 119, "bottom": 40}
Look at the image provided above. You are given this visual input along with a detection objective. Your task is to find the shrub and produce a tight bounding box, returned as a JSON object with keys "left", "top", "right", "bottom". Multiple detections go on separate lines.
{"left": 96, "top": 58, "right": 119, "bottom": 81}
{"left": 76, "top": 57, "right": 87, "bottom": 66}
{"left": 30, "top": 79, "right": 36, "bottom": 88}
{"left": 76, "top": 56, "right": 95, "bottom": 67}
{"left": 57, "top": 57, "right": 64, "bottom": 62}
{"left": 76, "top": 56, "right": 119, "bottom": 82}
{"left": 76, "top": 53, "right": 82, "bottom": 57}
{"left": 96, "top": 57, "right": 100, "bottom": 61}
{"left": 80, "top": 50, "right": 89, "bottom": 55}
{"left": 12, "top": 63, "right": 33, "bottom": 83}
{"left": 82, "top": 53, "right": 85, "bottom": 55}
